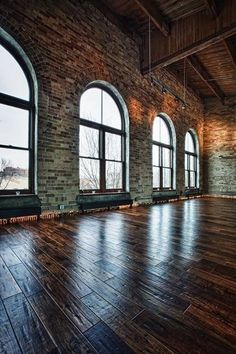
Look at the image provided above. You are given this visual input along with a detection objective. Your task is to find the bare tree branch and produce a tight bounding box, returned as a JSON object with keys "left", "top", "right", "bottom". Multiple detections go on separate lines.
{"left": 80, "top": 126, "right": 122, "bottom": 190}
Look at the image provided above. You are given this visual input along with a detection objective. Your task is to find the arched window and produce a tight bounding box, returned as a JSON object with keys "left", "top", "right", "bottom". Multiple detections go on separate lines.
{"left": 185, "top": 131, "right": 198, "bottom": 188}
{"left": 152, "top": 115, "right": 174, "bottom": 189}
{"left": 0, "top": 38, "right": 35, "bottom": 194}
{"left": 79, "top": 85, "right": 126, "bottom": 192}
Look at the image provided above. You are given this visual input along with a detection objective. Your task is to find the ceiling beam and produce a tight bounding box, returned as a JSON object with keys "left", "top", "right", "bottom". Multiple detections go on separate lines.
{"left": 187, "top": 55, "right": 225, "bottom": 102}
{"left": 203, "top": 0, "right": 218, "bottom": 18}
{"left": 134, "top": 0, "right": 169, "bottom": 37}
{"left": 224, "top": 37, "right": 236, "bottom": 70}
{"left": 141, "top": 0, "right": 236, "bottom": 72}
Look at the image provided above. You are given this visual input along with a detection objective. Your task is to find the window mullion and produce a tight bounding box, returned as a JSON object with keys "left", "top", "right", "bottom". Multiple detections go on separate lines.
{"left": 188, "top": 154, "right": 190, "bottom": 188}
{"left": 0, "top": 144, "right": 30, "bottom": 151}
{"left": 101, "top": 89, "right": 103, "bottom": 125}
{"left": 100, "top": 129, "right": 105, "bottom": 192}
{"left": 160, "top": 146, "right": 163, "bottom": 189}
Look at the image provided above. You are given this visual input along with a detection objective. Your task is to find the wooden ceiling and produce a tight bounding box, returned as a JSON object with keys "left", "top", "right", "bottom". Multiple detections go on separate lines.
{"left": 92, "top": 0, "right": 236, "bottom": 102}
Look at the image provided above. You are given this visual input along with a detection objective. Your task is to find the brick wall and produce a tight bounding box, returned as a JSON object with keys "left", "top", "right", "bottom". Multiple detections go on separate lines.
{"left": 204, "top": 97, "right": 236, "bottom": 195}
{"left": 0, "top": 0, "right": 204, "bottom": 211}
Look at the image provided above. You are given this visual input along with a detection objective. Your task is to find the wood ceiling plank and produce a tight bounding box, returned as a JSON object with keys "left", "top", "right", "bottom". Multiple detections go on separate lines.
{"left": 134, "top": 0, "right": 169, "bottom": 36}
{"left": 203, "top": 0, "right": 218, "bottom": 18}
{"left": 224, "top": 37, "right": 236, "bottom": 70}
{"left": 187, "top": 55, "right": 225, "bottom": 102}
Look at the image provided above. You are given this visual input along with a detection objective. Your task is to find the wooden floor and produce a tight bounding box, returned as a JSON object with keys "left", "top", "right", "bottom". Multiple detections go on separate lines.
{"left": 0, "top": 198, "right": 236, "bottom": 354}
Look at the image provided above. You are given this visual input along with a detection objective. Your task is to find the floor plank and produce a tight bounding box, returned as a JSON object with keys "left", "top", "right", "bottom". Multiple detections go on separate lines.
{"left": 0, "top": 256, "right": 22, "bottom": 300}
{"left": 28, "top": 291, "right": 97, "bottom": 353}
{"left": 4, "top": 293, "right": 58, "bottom": 353}
{"left": 84, "top": 322, "right": 134, "bottom": 354}
{"left": 9, "top": 263, "right": 43, "bottom": 297}
{"left": 133, "top": 308, "right": 234, "bottom": 354}
{"left": 0, "top": 299, "right": 22, "bottom": 354}
{"left": 0, "top": 247, "right": 21, "bottom": 267}
{"left": 39, "top": 275, "right": 100, "bottom": 332}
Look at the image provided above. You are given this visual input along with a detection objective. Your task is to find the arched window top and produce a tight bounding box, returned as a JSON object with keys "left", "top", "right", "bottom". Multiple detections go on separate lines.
{"left": 153, "top": 115, "right": 171, "bottom": 145}
{"left": 80, "top": 86, "right": 122, "bottom": 130}
{"left": 0, "top": 43, "right": 29, "bottom": 100}
{"left": 185, "top": 131, "right": 195, "bottom": 153}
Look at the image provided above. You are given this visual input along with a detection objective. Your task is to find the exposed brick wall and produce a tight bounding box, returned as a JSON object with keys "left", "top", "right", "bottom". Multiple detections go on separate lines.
{"left": 0, "top": 0, "right": 204, "bottom": 211}
{"left": 204, "top": 97, "right": 236, "bottom": 195}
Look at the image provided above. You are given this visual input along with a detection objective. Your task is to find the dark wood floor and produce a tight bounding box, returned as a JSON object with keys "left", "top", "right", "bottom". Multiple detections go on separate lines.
{"left": 0, "top": 198, "right": 236, "bottom": 354}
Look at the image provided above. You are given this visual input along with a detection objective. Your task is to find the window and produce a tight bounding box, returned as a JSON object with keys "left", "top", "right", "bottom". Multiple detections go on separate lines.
{"left": 0, "top": 39, "right": 35, "bottom": 194}
{"left": 152, "top": 115, "right": 174, "bottom": 190}
{"left": 185, "top": 131, "right": 198, "bottom": 188}
{"left": 79, "top": 86, "right": 125, "bottom": 192}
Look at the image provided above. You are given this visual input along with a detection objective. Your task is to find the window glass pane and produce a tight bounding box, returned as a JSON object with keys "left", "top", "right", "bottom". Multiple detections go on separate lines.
{"left": 0, "top": 148, "right": 29, "bottom": 190}
{"left": 185, "top": 171, "right": 188, "bottom": 187}
{"left": 163, "top": 168, "right": 171, "bottom": 188}
{"left": 152, "top": 145, "right": 159, "bottom": 166}
{"left": 102, "top": 90, "right": 121, "bottom": 129}
{"left": 163, "top": 147, "right": 171, "bottom": 167}
{"left": 80, "top": 88, "right": 102, "bottom": 123}
{"left": 153, "top": 166, "right": 160, "bottom": 188}
{"left": 153, "top": 116, "right": 170, "bottom": 144}
{"left": 153, "top": 117, "right": 159, "bottom": 141}
{"left": 0, "top": 104, "right": 29, "bottom": 148}
{"left": 185, "top": 132, "right": 195, "bottom": 153}
{"left": 79, "top": 158, "right": 99, "bottom": 190}
{"left": 105, "top": 133, "right": 121, "bottom": 161}
{"left": 185, "top": 153, "right": 188, "bottom": 169}
{"left": 190, "top": 171, "right": 196, "bottom": 187}
{"left": 190, "top": 155, "right": 195, "bottom": 170}
{"left": 80, "top": 126, "right": 99, "bottom": 158}
{"left": 153, "top": 117, "right": 160, "bottom": 141}
{"left": 0, "top": 44, "right": 30, "bottom": 100}
{"left": 106, "top": 161, "right": 122, "bottom": 189}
